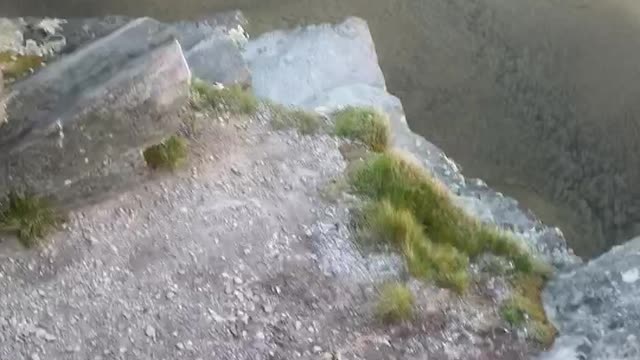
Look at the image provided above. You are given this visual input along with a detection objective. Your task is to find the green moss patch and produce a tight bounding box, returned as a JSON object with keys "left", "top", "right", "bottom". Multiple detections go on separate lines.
{"left": 500, "top": 273, "right": 557, "bottom": 347}
{"left": 191, "top": 79, "right": 258, "bottom": 115}
{"left": 334, "top": 107, "right": 390, "bottom": 152}
{"left": 0, "top": 191, "right": 61, "bottom": 247}
{"left": 143, "top": 135, "right": 187, "bottom": 171}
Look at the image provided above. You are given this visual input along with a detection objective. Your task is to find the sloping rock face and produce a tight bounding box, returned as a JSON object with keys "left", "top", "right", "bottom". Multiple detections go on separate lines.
{"left": 243, "top": 17, "right": 578, "bottom": 269}
{"left": 539, "top": 237, "right": 640, "bottom": 360}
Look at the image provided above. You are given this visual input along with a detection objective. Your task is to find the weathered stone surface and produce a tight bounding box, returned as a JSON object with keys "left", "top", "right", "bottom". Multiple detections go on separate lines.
{"left": 0, "top": 18, "right": 191, "bottom": 207}
{"left": 243, "top": 17, "right": 578, "bottom": 268}
{"left": 172, "top": 14, "right": 250, "bottom": 86}
{"left": 0, "top": 71, "right": 5, "bottom": 123}
{"left": 0, "top": 17, "right": 66, "bottom": 56}
{"left": 15, "top": 13, "right": 250, "bottom": 86}
{"left": 540, "top": 237, "right": 640, "bottom": 360}
{"left": 0, "top": 18, "right": 23, "bottom": 52}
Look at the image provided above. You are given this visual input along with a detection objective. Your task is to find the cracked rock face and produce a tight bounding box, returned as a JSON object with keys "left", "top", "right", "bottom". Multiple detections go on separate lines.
{"left": 540, "top": 237, "right": 640, "bottom": 360}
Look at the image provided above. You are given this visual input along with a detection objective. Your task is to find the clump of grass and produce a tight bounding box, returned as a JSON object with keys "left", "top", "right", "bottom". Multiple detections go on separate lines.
{"left": 501, "top": 273, "right": 557, "bottom": 347}
{"left": 143, "top": 135, "right": 187, "bottom": 171}
{"left": 334, "top": 107, "right": 390, "bottom": 152}
{"left": 362, "top": 200, "right": 469, "bottom": 293}
{"left": 350, "top": 151, "right": 535, "bottom": 268}
{"left": 375, "top": 282, "right": 415, "bottom": 324}
{"left": 190, "top": 79, "right": 258, "bottom": 115}
{"left": 269, "top": 103, "right": 323, "bottom": 135}
{"left": 0, "top": 191, "right": 60, "bottom": 247}
{"left": 0, "top": 51, "right": 44, "bottom": 80}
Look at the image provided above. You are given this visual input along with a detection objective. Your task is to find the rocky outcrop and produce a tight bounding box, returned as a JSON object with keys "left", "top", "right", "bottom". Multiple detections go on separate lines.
{"left": 539, "top": 237, "right": 640, "bottom": 360}
{"left": 0, "top": 18, "right": 191, "bottom": 207}
{"left": 246, "top": 17, "right": 640, "bottom": 360}
{"left": 243, "top": 17, "right": 578, "bottom": 269}
{"left": 0, "top": 13, "right": 251, "bottom": 207}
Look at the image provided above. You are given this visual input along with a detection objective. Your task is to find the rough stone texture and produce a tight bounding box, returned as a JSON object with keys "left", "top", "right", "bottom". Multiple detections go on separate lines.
{"left": 540, "top": 237, "right": 640, "bottom": 360}
{"left": 0, "top": 17, "right": 66, "bottom": 56}
{"left": 172, "top": 12, "right": 250, "bottom": 86}
{"left": 0, "top": 71, "right": 5, "bottom": 123}
{"left": 243, "top": 17, "right": 579, "bottom": 269}
{"left": 26, "top": 13, "right": 250, "bottom": 86}
{"left": 0, "top": 18, "right": 191, "bottom": 207}
{"left": 0, "top": 18, "right": 23, "bottom": 52}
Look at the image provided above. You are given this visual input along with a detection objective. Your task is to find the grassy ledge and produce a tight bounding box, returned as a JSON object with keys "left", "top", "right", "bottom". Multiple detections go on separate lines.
{"left": 268, "top": 102, "right": 324, "bottom": 135}
{"left": 0, "top": 191, "right": 61, "bottom": 247}
{"left": 349, "top": 150, "right": 542, "bottom": 294}
{"left": 375, "top": 282, "right": 415, "bottom": 324}
{"left": 190, "top": 79, "right": 258, "bottom": 115}
{"left": 334, "top": 107, "right": 390, "bottom": 152}
{"left": 143, "top": 135, "right": 187, "bottom": 171}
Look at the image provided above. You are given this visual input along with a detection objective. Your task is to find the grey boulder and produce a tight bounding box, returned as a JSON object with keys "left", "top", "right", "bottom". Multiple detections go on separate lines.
{"left": 540, "top": 237, "right": 640, "bottom": 360}
{"left": 0, "top": 17, "right": 191, "bottom": 207}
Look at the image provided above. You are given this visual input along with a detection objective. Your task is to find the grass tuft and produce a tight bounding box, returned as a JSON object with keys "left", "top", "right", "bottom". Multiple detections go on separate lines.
{"left": 0, "top": 51, "right": 44, "bottom": 80}
{"left": 375, "top": 282, "right": 415, "bottom": 324}
{"left": 362, "top": 200, "right": 470, "bottom": 293}
{"left": 143, "top": 136, "right": 187, "bottom": 171}
{"left": 334, "top": 107, "right": 390, "bottom": 152}
{"left": 191, "top": 79, "right": 258, "bottom": 115}
{"left": 269, "top": 103, "right": 323, "bottom": 135}
{"left": 0, "top": 191, "right": 60, "bottom": 247}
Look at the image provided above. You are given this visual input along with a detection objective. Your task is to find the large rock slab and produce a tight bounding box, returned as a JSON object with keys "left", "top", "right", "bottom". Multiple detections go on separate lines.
{"left": 243, "top": 17, "right": 577, "bottom": 268}
{"left": 0, "top": 18, "right": 191, "bottom": 207}
{"left": 540, "top": 237, "right": 640, "bottom": 360}
{"left": 19, "top": 12, "right": 250, "bottom": 86}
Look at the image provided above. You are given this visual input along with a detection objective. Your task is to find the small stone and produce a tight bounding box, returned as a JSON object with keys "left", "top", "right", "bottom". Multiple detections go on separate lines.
{"left": 30, "top": 354, "right": 40, "bottom": 360}
{"left": 231, "top": 167, "right": 241, "bottom": 176}
{"left": 312, "top": 346, "right": 322, "bottom": 353}
{"left": 255, "top": 331, "right": 265, "bottom": 340}
{"left": 233, "top": 277, "right": 243, "bottom": 285}
{"left": 145, "top": 325, "right": 156, "bottom": 339}
{"left": 321, "top": 352, "right": 333, "bottom": 360}
{"left": 262, "top": 304, "right": 274, "bottom": 314}
{"left": 166, "top": 291, "right": 176, "bottom": 300}
{"left": 176, "top": 342, "right": 185, "bottom": 350}
{"left": 294, "top": 321, "right": 302, "bottom": 330}
{"left": 86, "top": 236, "right": 98, "bottom": 245}
{"left": 35, "top": 328, "right": 56, "bottom": 342}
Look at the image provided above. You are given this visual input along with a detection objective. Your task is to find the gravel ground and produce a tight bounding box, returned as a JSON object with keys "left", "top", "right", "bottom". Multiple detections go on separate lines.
{"left": 0, "top": 108, "right": 531, "bottom": 359}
